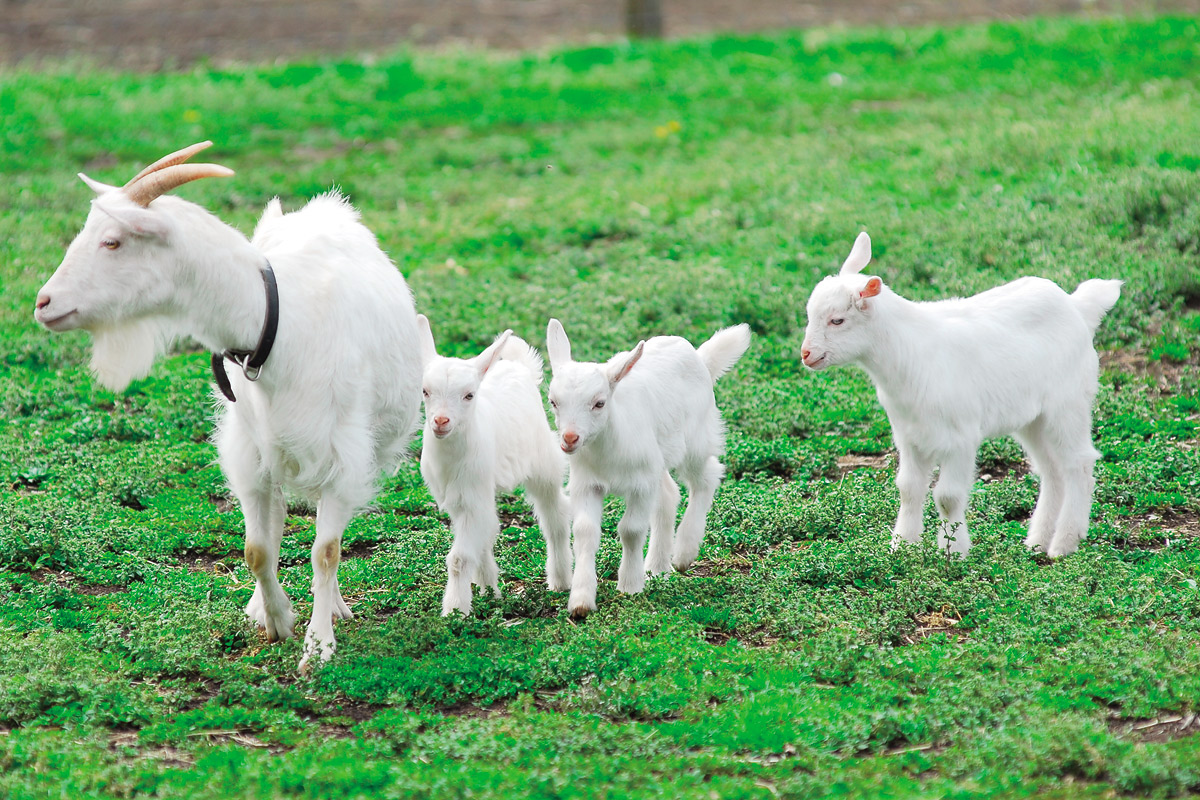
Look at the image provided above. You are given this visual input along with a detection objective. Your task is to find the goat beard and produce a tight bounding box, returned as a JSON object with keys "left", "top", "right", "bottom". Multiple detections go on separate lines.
{"left": 89, "top": 316, "right": 179, "bottom": 392}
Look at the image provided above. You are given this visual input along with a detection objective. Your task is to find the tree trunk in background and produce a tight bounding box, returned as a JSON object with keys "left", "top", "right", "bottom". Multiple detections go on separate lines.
{"left": 626, "top": 0, "right": 663, "bottom": 38}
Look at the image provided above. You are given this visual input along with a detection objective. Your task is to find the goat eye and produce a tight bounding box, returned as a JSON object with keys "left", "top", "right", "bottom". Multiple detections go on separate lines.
{"left": 101, "top": 239, "right": 120, "bottom": 250}
{"left": 549, "top": 399, "right": 557, "bottom": 408}
{"left": 422, "top": 389, "right": 429, "bottom": 398}
{"left": 464, "top": 393, "right": 474, "bottom": 401}
{"left": 593, "top": 400, "right": 606, "bottom": 410}
{"left": 830, "top": 318, "right": 845, "bottom": 326}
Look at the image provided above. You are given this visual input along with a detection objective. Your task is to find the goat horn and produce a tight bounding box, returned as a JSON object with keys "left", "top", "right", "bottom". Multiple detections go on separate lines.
{"left": 124, "top": 163, "right": 235, "bottom": 207}
{"left": 123, "top": 141, "right": 214, "bottom": 187}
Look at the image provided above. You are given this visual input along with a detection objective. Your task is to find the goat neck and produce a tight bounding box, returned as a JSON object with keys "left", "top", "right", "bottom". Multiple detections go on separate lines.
{"left": 169, "top": 201, "right": 274, "bottom": 359}
{"left": 854, "top": 289, "right": 940, "bottom": 398}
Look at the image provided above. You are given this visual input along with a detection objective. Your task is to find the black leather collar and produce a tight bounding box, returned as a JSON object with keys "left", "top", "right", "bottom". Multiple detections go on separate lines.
{"left": 212, "top": 262, "right": 279, "bottom": 402}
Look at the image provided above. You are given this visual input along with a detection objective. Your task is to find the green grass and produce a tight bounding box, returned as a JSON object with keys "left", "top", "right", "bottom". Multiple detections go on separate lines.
{"left": 3, "top": 15, "right": 1200, "bottom": 798}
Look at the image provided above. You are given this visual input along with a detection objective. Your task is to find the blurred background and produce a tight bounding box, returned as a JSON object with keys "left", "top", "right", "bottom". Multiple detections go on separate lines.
{"left": 4, "top": 0, "right": 1199, "bottom": 69}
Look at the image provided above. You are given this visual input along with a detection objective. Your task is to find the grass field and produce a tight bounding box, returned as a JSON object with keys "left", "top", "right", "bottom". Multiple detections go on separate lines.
{"left": 2, "top": 15, "right": 1200, "bottom": 799}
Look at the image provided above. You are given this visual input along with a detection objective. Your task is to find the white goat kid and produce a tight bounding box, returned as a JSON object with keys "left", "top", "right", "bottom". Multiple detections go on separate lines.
{"left": 546, "top": 319, "right": 751, "bottom": 617}
{"left": 417, "top": 316, "right": 571, "bottom": 615}
{"left": 801, "top": 232, "right": 1121, "bottom": 558}
{"left": 34, "top": 142, "right": 422, "bottom": 670}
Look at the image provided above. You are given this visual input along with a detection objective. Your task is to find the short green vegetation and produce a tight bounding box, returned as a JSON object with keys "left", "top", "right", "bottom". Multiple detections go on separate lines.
{"left": 2, "top": 15, "right": 1199, "bottom": 798}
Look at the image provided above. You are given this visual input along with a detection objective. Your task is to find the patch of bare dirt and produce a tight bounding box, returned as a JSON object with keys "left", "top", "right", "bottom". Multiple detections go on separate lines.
{"left": 180, "top": 550, "right": 241, "bottom": 574}
{"left": 1124, "top": 509, "right": 1200, "bottom": 550}
{"left": 880, "top": 741, "right": 949, "bottom": 758}
{"left": 976, "top": 460, "right": 1030, "bottom": 484}
{"left": 685, "top": 556, "right": 754, "bottom": 577}
{"left": 186, "top": 728, "right": 285, "bottom": 752}
{"left": 109, "top": 732, "right": 197, "bottom": 768}
{"left": 1102, "top": 348, "right": 1199, "bottom": 397}
{"left": 318, "top": 723, "right": 359, "bottom": 740}
{"left": 74, "top": 583, "right": 127, "bottom": 596}
{"left": 323, "top": 698, "right": 380, "bottom": 725}
{"left": 208, "top": 494, "right": 236, "bottom": 514}
{"left": 902, "top": 607, "right": 967, "bottom": 645}
{"left": 177, "top": 677, "right": 224, "bottom": 712}
{"left": 9, "top": 0, "right": 1200, "bottom": 71}
{"left": 498, "top": 507, "right": 534, "bottom": 529}
{"left": 341, "top": 539, "right": 378, "bottom": 559}
{"left": 444, "top": 702, "right": 510, "bottom": 719}
{"left": 837, "top": 452, "right": 892, "bottom": 477}
{"left": 1110, "top": 711, "right": 1200, "bottom": 743}
{"left": 703, "top": 628, "right": 734, "bottom": 645}
{"left": 31, "top": 568, "right": 129, "bottom": 595}
{"left": 733, "top": 742, "right": 803, "bottom": 766}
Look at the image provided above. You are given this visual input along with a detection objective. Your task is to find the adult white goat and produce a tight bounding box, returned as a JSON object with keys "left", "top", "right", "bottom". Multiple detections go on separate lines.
{"left": 417, "top": 315, "right": 571, "bottom": 615}
{"left": 801, "top": 232, "right": 1121, "bottom": 558}
{"left": 546, "top": 319, "right": 751, "bottom": 617}
{"left": 34, "top": 142, "right": 422, "bottom": 670}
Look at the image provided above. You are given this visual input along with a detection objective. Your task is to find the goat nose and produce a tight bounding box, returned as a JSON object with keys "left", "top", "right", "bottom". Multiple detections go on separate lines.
{"left": 563, "top": 431, "right": 579, "bottom": 445}
{"left": 801, "top": 348, "right": 811, "bottom": 360}
{"left": 434, "top": 415, "right": 449, "bottom": 426}
{"left": 36, "top": 293, "right": 51, "bottom": 310}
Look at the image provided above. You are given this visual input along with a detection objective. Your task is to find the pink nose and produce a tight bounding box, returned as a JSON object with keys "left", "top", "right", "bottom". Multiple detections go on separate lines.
{"left": 801, "top": 348, "right": 811, "bottom": 361}
{"left": 36, "top": 293, "right": 50, "bottom": 310}
{"left": 433, "top": 416, "right": 449, "bottom": 427}
{"left": 563, "top": 431, "right": 579, "bottom": 446}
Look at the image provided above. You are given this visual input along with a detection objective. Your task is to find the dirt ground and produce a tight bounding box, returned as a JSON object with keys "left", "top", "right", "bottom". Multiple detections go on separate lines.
{"left": 2, "top": 0, "right": 1198, "bottom": 70}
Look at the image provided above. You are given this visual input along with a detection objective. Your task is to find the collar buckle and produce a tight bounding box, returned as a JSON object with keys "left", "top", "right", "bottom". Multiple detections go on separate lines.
{"left": 212, "top": 262, "right": 279, "bottom": 402}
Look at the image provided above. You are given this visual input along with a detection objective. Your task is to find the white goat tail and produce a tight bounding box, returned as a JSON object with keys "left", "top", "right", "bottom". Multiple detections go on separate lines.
{"left": 697, "top": 324, "right": 752, "bottom": 381}
{"left": 1070, "top": 279, "right": 1123, "bottom": 332}
{"left": 498, "top": 336, "right": 545, "bottom": 385}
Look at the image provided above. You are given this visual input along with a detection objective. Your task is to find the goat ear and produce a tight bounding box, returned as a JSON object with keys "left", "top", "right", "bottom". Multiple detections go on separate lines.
{"left": 253, "top": 198, "right": 284, "bottom": 239}
{"left": 79, "top": 173, "right": 119, "bottom": 195}
{"left": 855, "top": 277, "right": 883, "bottom": 309}
{"left": 546, "top": 319, "right": 571, "bottom": 370}
{"left": 416, "top": 314, "right": 437, "bottom": 366}
{"left": 92, "top": 192, "right": 171, "bottom": 239}
{"left": 607, "top": 340, "right": 645, "bottom": 386}
{"left": 839, "top": 232, "right": 872, "bottom": 275}
{"left": 476, "top": 329, "right": 512, "bottom": 375}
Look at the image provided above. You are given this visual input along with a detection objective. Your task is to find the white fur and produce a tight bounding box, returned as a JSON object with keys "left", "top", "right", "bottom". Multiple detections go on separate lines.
{"left": 417, "top": 316, "right": 571, "bottom": 615}
{"left": 36, "top": 180, "right": 421, "bottom": 671}
{"left": 801, "top": 232, "right": 1121, "bottom": 558}
{"left": 546, "top": 319, "right": 751, "bottom": 616}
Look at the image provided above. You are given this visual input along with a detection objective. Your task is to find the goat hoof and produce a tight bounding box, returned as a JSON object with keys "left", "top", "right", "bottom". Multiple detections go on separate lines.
{"left": 569, "top": 599, "right": 595, "bottom": 619}
{"left": 1024, "top": 536, "right": 1051, "bottom": 553}
{"left": 262, "top": 611, "right": 296, "bottom": 643}
{"left": 645, "top": 558, "right": 672, "bottom": 576}
{"left": 298, "top": 632, "right": 335, "bottom": 674}
{"left": 671, "top": 548, "right": 699, "bottom": 572}
{"left": 671, "top": 556, "right": 696, "bottom": 574}
{"left": 616, "top": 577, "right": 645, "bottom": 594}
